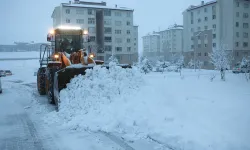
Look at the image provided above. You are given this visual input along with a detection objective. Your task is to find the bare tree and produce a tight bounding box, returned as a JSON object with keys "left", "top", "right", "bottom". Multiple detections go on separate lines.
{"left": 209, "top": 45, "right": 232, "bottom": 81}
{"left": 241, "top": 57, "right": 250, "bottom": 81}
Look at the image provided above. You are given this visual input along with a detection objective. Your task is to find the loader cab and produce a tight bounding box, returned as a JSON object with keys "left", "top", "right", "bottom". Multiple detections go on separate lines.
{"left": 47, "top": 27, "right": 84, "bottom": 54}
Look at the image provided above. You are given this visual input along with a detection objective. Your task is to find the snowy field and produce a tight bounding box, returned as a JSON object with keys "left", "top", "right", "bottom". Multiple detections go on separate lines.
{"left": 0, "top": 51, "right": 39, "bottom": 59}
{"left": 0, "top": 59, "right": 250, "bottom": 150}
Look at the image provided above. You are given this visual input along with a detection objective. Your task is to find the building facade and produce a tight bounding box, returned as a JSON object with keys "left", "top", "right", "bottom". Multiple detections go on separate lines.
{"left": 51, "top": 0, "right": 138, "bottom": 64}
{"left": 142, "top": 24, "right": 183, "bottom": 62}
{"left": 183, "top": 0, "right": 250, "bottom": 69}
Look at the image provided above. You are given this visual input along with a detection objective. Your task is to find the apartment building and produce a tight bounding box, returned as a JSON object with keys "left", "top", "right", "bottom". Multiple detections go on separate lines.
{"left": 158, "top": 25, "right": 184, "bottom": 60}
{"left": 51, "top": 0, "right": 138, "bottom": 64}
{"left": 142, "top": 24, "right": 183, "bottom": 62}
{"left": 183, "top": 0, "right": 250, "bottom": 69}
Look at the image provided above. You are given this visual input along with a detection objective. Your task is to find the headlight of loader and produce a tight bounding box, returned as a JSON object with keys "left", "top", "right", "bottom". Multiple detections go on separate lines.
{"left": 54, "top": 54, "right": 59, "bottom": 59}
{"left": 89, "top": 54, "right": 94, "bottom": 58}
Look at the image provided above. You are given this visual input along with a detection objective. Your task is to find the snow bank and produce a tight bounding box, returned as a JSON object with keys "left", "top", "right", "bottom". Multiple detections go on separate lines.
{"left": 45, "top": 69, "right": 250, "bottom": 150}
{"left": 47, "top": 64, "right": 144, "bottom": 132}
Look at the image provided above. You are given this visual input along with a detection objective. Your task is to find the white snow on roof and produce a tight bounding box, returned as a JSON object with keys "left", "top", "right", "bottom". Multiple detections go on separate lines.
{"left": 62, "top": 3, "right": 133, "bottom": 11}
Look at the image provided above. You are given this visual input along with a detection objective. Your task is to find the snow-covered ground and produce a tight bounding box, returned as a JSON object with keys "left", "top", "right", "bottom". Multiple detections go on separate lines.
{"left": 0, "top": 51, "right": 39, "bottom": 59}
{"left": 1, "top": 58, "right": 250, "bottom": 150}
{"left": 47, "top": 66, "right": 250, "bottom": 150}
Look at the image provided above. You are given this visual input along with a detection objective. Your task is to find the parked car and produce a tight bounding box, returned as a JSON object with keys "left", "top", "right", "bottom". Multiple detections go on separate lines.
{"left": 0, "top": 77, "right": 2, "bottom": 93}
{"left": 4, "top": 70, "right": 12, "bottom": 76}
{"left": 0, "top": 70, "right": 6, "bottom": 77}
{"left": 232, "top": 64, "right": 250, "bottom": 73}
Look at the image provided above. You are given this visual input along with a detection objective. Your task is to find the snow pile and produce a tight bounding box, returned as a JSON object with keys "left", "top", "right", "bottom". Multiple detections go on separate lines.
{"left": 48, "top": 64, "right": 144, "bottom": 133}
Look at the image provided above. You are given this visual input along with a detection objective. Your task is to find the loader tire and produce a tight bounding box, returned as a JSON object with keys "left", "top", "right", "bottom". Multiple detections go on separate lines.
{"left": 37, "top": 67, "right": 46, "bottom": 95}
{"left": 47, "top": 68, "right": 56, "bottom": 104}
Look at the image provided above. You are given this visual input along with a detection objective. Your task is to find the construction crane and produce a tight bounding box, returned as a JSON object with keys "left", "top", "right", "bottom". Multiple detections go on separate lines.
{"left": 37, "top": 26, "right": 130, "bottom": 110}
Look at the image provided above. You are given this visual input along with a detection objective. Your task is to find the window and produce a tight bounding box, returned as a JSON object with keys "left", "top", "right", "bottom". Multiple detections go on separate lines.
{"left": 236, "top": 32, "right": 239, "bottom": 37}
{"left": 104, "top": 27, "right": 112, "bottom": 34}
{"left": 198, "top": 18, "right": 201, "bottom": 23}
{"left": 66, "top": 9, "right": 70, "bottom": 14}
{"left": 198, "top": 35, "right": 201, "bottom": 40}
{"left": 76, "top": 9, "right": 84, "bottom": 14}
{"left": 212, "top": 15, "right": 216, "bottom": 19}
{"left": 127, "top": 38, "right": 131, "bottom": 43}
{"left": 127, "top": 47, "right": 131, "bottom": 52}
{"left": 236, "top": 52, "right": 239, "bottom": 56}
{"left": 204, "top": 44, "right": 208, "bottom": 48}
{"left": 76, "top": 19, "right": 84, "bottom": 24}
{"left": 243, "top": 42, "right": 248, "bottom": 47}
{"left": 191, "top": 12, "right": 193, "bottom": 16}
{"left": 115, "top": 12, "right": 122, "bottom": 16}
{"left": 115, "top": 21, "right": 122, "bottom": 26}
{"left": 88, "top": 27, "right": 95, "bottom": 33}
{"left": 115, "top": 30, "right": 121, "bottom": 34}
{"left": 104, "top": 37, "right": 112, "bottom": 42}
{"left": 204, "top": 26, "right": 208, "bottom": 30}
{"left": 205, "top": 52, "right": 208, "bottom": 56}
{"left": 243, "top": 32, "right": 248, "bottom": 38}
{"left": 115, "top": 38, "right": 122, "bottom": 43}
{"left": 243, "top": 13, "right": 249, "bottom": 18}
{"left": 88, "top": 18, "right": 95, "bottom": 24}
{"left": 104, "top": 45, "right": 112, "bottom": 51}
{"left": 243, "top": 23, "right": 249, "bottom": 28}
{"left": 88, "top": 9, "right": 93, "bottom": 15}
{"left": 204, "top": 34, "right": 208, "bottom": 39}
{"left": 236, "top": 12, "right": 240, "bottom": 17}
{"left": 127, "top": 30, "right": 131, "bottom": 34}
{"left": 116, "top": 47, "right": 122, "bottom": 52}
{"left": 236, "top": 2, "right": 240, "bottom": 7}
{"left": 213, "top": 43, "right": 216, "bottom": 48}
{"left": 236, "top": 22, "right": 239, "bottom": 27}
{"left": 213, "top": 24, "right": 216, "bottom": 29}
{"left": 104, "top": 9, "right": 111, "bottom": 16}
{"left": 89, "top": 36, "right": 96, "bottom": 42}
{"left": 66, "top": 19, "right": 70, "bottom": 23}
{"left": 127, "top": 21, "right": 131, "bottom": 25}
{"left": 198, "top": 52, "right": 201, "bottom": 56}
{"left": 244, "top": 3, "right": 249, "bottom": 8}
{"left": 236, "top": 42, "right": 239, "bottom": 47}
{"left": 213, "top": 34, "right": 216, "bottom": 39}
{"left": 127, "top": 12, "right": 131, "bottom": 17}
{"left": 191, "top": 20, "right": 194, "bottom": 24}
{"left": 204, "top": 17, "right": 208, "bottom": 21}
{"left": 104, "top": 19, "right": 111, "bottom": 25}
{"left": 204, "top": 8, "right": 207, "bottom": 12}
{"left": 212, "top": 6, "right": 216, "bottom": 11}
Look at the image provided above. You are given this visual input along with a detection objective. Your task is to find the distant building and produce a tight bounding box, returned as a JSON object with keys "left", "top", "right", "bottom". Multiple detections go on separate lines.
{"left": 183, "top": 0, "right": 250, "bottom": 69}
{"left": 0, "top": 42, "right": 47, "bottom": 52}
{"left": 51, "top": 0, "right": 138, "bottom": 64}
{"left": 142, "top": 24, "right": 183, "bottom": 62}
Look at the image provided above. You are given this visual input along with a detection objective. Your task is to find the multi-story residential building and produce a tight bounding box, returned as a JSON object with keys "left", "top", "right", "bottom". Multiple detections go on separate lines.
{"left": 142, "top": 24, "right": 183, "bottom": 62}
{"left": 51, "top": 0, "right": 138, "bottom": 64}
{"left": 142, "top": 32, "right": 161, "bottom": 61}
{"left": 183, "top": 0, "right": 250, "bottom": 69}
{"left": 158, "top": 25, "right": 184, "bottom": 60}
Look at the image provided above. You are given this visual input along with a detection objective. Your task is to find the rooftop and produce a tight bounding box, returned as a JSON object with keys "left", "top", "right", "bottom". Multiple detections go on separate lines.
{"left": 62, "top": 2, "right": 134, "bottom": 11}
{"left": 187, "top": 0, "right": 217, "bottom": 11}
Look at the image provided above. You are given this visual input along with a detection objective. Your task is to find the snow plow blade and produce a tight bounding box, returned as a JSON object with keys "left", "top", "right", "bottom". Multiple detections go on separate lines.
{"left": 53, "top": 64, "right": 131, "bottom": 108}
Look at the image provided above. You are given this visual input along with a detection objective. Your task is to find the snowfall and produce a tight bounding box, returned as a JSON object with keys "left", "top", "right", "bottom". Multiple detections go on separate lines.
{"left": 0, "top": 52, "right": 250, "bottom": 150}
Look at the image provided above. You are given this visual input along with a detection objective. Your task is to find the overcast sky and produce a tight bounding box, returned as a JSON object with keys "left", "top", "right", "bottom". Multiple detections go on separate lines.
{"left": 0, "top": 0, "right": 204, "bottom": 50}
